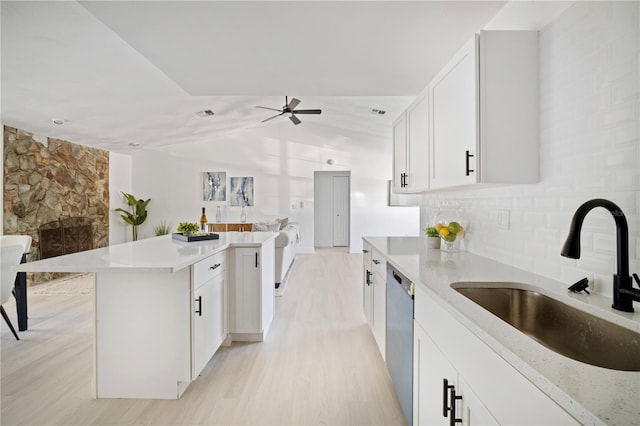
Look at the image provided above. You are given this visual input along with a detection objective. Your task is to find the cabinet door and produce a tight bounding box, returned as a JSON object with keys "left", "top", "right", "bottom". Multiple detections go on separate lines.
{"left": 371, "top": 269, "right": 385, "bottom": 358}
{"left": 457, "top": 377, "right": 499, "bottom": 426}
{"left": 414, "top": 321, "right": 458, "bottom": 426}
{"left": 193, "top": 278, "right": 217, "bottom": 379}
{"left": 233, "top": 248, "right": 261, "bottom": 333}
{"left": 362, "top": 242, "right": 373, "bottom": 324}
{"left": 392, "top": 113, "right": 408, "bottom": 193}
{"left": 406, "top": 93, "right": 429, "bottom": 192}
{"left": 430, "top": 36, "right": 478, "bottom": 189}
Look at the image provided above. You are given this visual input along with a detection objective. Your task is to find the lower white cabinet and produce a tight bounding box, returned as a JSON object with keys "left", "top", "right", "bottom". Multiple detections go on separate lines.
{"left": 230, "top": 244, "right": 275, "bottom": 341}
{"left": 192, "top": 254, "right": 226, "bottom": 380}
{"left": 413, "top": 286, "right": 578, "bottom": 425}
{"left": 413, "top": 321, "right": 497, "bottom": 426}
{"left": 362, "top": 242, "right": 386, "bottom": 359}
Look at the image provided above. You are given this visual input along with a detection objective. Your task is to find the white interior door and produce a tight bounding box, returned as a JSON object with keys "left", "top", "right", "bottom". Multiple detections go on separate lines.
{"left": 332, "top": 175, "right": 349, "bottom": 247}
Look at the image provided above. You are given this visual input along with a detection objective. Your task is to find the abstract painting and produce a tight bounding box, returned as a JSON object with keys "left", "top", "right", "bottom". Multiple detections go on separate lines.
{"left": 203, "top": 172, "right": 226, "bottom": 201}
{"left": 230, "top": 177, "right": 254, "bottom": 206}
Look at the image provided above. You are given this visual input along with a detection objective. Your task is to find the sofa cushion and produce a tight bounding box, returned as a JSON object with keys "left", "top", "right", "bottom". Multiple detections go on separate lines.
{"left": 278, "top": 217, "right": 289, "bottom": 230}
{"left": 253, "top": 221, "right": 280, "bottom": 232}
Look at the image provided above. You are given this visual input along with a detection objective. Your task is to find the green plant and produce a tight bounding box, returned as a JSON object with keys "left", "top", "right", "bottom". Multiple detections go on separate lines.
{"left": 425, "top": 226, "right": 439, "bottom": 237}
{"left": 114, "top": 192, "right": 151, "bottom": 241}
{"left": 177, "top": 222, "right": 199, "bottom": 236}
{"left": 153, "top": 220, "right": 171, "bottom": 236}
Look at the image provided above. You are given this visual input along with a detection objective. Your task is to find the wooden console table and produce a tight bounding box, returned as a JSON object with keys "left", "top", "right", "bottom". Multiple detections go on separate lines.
{"left": 208, "top": 223, "right": 253, "bottom": 232}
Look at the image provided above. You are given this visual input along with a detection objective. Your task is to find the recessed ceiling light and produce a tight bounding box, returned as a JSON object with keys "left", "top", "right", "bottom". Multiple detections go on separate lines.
{"left": 51, "top": 118, "right": 65, "bottom": 125}
{"left": 128, "top": 142, "right": 140, "bottom": 147}
{"left": 371, "top": 109, "right": 386, "bottom": 115}
{"left": 196, "top": 109, "right": 215, "bottom": 118}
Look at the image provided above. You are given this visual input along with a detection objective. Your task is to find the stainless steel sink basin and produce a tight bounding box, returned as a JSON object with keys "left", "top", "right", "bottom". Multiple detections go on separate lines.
{"left": 451, "top": 282, "right": 640, "bottom": 371}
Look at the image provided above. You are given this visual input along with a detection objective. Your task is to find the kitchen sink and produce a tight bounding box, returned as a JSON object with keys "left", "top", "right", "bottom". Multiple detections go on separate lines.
{"left": 450, "top": 282, "right": 640, "bottom": 371}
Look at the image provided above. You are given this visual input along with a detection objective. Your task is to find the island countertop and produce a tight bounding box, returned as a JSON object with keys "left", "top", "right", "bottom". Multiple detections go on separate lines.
{"left": 364, "top": 236, "right": 640, "bottom": 426}
{"left": 16, "top": 232, "right": 278, "bottom": 273}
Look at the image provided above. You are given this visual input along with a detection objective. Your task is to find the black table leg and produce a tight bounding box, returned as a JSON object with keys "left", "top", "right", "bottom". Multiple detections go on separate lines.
{"left": 13, "top": 254, "right": 28, "bottom": 331}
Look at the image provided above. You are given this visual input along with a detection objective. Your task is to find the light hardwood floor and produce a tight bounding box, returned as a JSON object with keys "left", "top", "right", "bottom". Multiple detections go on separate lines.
{"left": 1, "top": 249, "right": 406, "bottom": 426}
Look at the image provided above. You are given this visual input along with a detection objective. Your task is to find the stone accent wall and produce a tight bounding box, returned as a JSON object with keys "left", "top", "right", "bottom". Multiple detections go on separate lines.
{"left": 3, "top": 126, "right": 109, "bottom": 284}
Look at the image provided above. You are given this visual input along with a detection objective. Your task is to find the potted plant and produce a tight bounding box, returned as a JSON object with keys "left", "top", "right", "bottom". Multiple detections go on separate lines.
{"left": 424, "top": 226, "right": 441, "bottom": 249}
{"left": 153, "top": 220, "right": 171, "bottom": 236}
{"left": 176, "top": 222, "right": 199, "bottom": 236}
{"left": 115, "top": 192, "right": 150, "bottom": 241}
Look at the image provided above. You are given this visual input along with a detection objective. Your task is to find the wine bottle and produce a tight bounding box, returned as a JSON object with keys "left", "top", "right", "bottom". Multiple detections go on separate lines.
{"left": 200, "top": 207, "right": 207, "bottom": 231}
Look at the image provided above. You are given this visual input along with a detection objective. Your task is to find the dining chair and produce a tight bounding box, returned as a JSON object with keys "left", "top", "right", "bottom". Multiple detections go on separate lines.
{"left": 1, "top": 244, "right": 24, "bottom": 340}
{"left": 0, "top": 235, "right": 32, "bottom": 331}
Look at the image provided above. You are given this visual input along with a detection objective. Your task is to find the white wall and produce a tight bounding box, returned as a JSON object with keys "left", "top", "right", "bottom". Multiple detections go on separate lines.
{"left": 421, "top": 1, "right": 640, "bottom": 297}
{"left": 131, "top": 120, "right": 419, "bottom": 253}
{"left": 109, "top": 151, "right": 133, "bottom": 244}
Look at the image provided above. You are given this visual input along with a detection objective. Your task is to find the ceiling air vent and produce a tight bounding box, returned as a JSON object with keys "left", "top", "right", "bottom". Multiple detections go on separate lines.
{"left": 196, "top": 110, "right": 215, "bottom": 118}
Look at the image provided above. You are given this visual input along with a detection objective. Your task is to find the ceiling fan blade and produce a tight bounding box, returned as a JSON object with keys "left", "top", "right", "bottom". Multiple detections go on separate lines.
{"left": 256, "top": 106, "right": 283, "bottom": 112}
{"left": 292, "top": 109, "right": 321, "bottom": 115}
{"left": 289, "top": 114, "right": 301, "bottom": 125}
{"left": 262, "top": 113, "right": 284, "bottom": 123}
{"left": 287, "top": 98, "right": 301, "bottom": 110}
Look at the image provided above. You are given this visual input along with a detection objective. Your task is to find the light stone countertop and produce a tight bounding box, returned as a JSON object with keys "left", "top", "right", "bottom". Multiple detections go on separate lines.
{"left": 364, "top": 236, "right": 640, "bottom": 426}
{"left": 16, "top": 232, "right": 278, "bottom": 273}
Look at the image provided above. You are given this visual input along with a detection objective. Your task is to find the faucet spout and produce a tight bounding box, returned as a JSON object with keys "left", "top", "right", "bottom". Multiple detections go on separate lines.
{"left": 561, "top": 199, "right": 636, "bottom": 312}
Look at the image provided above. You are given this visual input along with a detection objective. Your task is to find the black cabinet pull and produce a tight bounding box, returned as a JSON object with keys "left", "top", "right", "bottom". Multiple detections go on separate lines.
{"left": 372, "top": 259, "right": 380, "bottom": 265}
{"left": 465, "top": 150, "right": 475, "bottom": 176}
{"left": 443, "top": 378, "right": 454, "bottom": 417}
{"left": 362, "top": 249, "right": 369, "bottom": 254}
{"left": 404, "top": 172, "right": 408, "bottom": 187}
{"left": 209, "top": 263, "right": 221, "bottom": 270}
{"left": 255, "top": 252, "right": 259, "bottom": 268}
{"left": 195, "top": 296, "right": 202, "bottom": 317}
{"left": 448, "top": 387, "right": 463, "bottom": 426}
{"left": 366, "top": 270, "right": 372, "bottom": 286}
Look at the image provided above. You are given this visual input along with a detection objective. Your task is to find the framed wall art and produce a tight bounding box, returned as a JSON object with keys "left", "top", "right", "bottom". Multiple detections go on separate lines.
{"left": 230, "top": 177, "right": 254, "bottom": 206}
{"left": 203, "top": 172, "right": 227, "bottom": 201}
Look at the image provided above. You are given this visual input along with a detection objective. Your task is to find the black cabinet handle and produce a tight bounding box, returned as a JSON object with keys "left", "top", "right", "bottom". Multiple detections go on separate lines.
{"left": 404, "top": 172, "right": 408, "bottom": 187}
{"left": 255, "top": 252, "right": 259, "bottom": 268}
{"left": 372, "top": 259, "right": 380, "bottom": 265}
{"left": 209, "top": 263, "right": 221, "bottom": 270}
{"left": 195, "top": 296, "right": 202, "bottom": 317}
{"left": 366, "top": 270, "right": 372, "bottom": 286}
{"left": 362, "top": 249, "right": 369, "bottom": 254}
{"left": 465, "top": 150, "right": 475, "bottom": 176}
{"left": 443, "top": 378, "right": 454, "bottom": 417}
{"left": 448, "top": 387, "right": 463, "bottom": 426}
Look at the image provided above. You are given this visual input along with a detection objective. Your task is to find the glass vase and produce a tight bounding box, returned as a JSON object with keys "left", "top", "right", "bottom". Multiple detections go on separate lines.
{"left": 434, "top": 212, "right": 467, "bottom": 252}
{"left": 215, "top": 206, "right": 222, "bottom": 223}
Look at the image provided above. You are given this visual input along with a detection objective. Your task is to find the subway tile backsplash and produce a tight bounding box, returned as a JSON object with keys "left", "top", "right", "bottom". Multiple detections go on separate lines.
{"left": 421, "top": 1, "right": 639, "bottom": 297}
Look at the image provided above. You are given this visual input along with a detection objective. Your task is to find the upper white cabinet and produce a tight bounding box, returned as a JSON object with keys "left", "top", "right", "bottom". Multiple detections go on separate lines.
{"left": 392, "top": 89, "right": 430, "bottom": 193}
{"left": 428, "top": 30, "right": 539, "bottom": 190}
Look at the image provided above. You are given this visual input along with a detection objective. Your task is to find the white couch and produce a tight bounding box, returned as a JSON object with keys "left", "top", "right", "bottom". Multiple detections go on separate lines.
{"left": 274, "top": 223, "right": 300, "bottom": 287}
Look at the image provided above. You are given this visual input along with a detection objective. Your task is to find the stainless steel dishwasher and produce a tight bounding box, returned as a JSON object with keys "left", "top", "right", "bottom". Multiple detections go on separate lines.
{"left": 386, "top": 263, "right": 413, "bottom": 425}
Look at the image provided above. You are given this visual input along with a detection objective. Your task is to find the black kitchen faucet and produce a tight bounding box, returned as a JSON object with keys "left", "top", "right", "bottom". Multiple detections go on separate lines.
{"left": 561, "top": 198, "right": 640, "bottom": 312}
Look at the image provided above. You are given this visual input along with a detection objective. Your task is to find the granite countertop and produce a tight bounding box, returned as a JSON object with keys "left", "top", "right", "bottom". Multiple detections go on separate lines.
{"left": 17, "top": 232, "right": 278, "bottom": 273}
{"left": 364, "top": 236, "right": 640, "bottom": 426}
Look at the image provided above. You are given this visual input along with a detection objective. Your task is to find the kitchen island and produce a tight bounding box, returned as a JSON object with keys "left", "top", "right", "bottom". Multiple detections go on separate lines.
{"left": 17, "top": 232, "right": 277, "bottom": 399}
{"left": 364, "top": 236, "right": 639, "bottom": 426}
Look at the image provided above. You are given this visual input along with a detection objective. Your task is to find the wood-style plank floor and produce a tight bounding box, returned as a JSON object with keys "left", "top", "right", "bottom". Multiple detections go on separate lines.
{"left": 1, "top": 248, "right": 406, "bottom": 426}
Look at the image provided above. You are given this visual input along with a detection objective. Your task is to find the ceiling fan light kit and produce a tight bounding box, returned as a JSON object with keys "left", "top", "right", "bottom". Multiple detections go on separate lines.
{"left": 256, "top": 96, "right": 321, "bottom": 125}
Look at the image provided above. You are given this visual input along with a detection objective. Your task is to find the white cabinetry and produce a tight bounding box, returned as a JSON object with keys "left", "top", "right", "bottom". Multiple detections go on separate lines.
{"left": 429, "top": 30, "right": 539, "bottom": 190}
{"left": 230, "top": 243, "right": 275, "bottom": 341}
{"left": 362, "top": 242, "right": 386, "bottom": 359}
{"left": 362, "top": 242, "right": 373, "bottom": 325}
{"left": 413, "top": 286, "right": 577, "bottom": 425}
{"left": 392, "top": 90, "right": 430, "bottom": 193}
{"left": 192, "top": 251, "right": 226, "bottom": 380}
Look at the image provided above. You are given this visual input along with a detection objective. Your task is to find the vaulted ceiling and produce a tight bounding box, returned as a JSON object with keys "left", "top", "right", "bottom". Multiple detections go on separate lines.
{"left": 1, "top": 1, "right": 568, "bottom": 153}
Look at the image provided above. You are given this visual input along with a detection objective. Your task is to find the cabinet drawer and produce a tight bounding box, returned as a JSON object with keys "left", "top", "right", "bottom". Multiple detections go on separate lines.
{"left": 371, "top": 249, "right": 386, "bottom": 278}
{"left": 193, "top": 251, "right": 225, "bottom": 288}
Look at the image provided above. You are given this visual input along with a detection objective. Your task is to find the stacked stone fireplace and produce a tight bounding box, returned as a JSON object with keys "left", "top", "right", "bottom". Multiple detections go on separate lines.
{"left": 3, "top": 126, "right": 109, "bottom": 284}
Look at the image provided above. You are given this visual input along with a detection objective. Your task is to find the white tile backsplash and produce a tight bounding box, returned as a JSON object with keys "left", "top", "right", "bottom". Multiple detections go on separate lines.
{"left": 421, "top": 1, "right": 640, "bottom": 297}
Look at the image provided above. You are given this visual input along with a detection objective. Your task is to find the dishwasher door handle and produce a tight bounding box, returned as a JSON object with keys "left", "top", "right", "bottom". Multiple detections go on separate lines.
{"left": 392, "top": 270, "right": 402, "bottom": 284}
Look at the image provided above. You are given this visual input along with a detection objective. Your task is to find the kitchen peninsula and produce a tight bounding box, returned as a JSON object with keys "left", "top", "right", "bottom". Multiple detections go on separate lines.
{"left": 16, "top": 232, "right": 277, "bottom": 399}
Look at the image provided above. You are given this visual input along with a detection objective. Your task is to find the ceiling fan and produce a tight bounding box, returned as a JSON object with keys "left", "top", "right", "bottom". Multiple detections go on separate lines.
{"left": 256, "top": 96, "right": 321, "bottom": 125}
